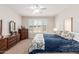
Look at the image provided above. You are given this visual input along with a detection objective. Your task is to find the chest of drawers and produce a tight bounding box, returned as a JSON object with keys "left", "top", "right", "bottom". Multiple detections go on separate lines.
{"left": 0, "top": 34, "right": 20, "bottom": 53}
{"left": 0, "top": 38, "right": 7, "bottom": 53}
{"left": 7, "top": 34, "right": 20, "bottom": 49}
{"left": 19, "top": 28, "right": 28, "bottom": 40}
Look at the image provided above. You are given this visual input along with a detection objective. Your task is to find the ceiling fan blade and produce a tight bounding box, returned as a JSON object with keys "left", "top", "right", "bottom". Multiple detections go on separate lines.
{"left": 41, "top": 8, "right": 47, "bottom": 10}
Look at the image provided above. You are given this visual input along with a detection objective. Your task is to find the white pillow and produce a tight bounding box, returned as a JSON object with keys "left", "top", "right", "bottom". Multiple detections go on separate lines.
{"left": 61, "top": 32, "right": 74, "bottom": 40}
{"left": 65, "top": 33, "right": 74, "bottom": 40}
{"left": 73, "top": 33, "right": 79, "bottom": 42}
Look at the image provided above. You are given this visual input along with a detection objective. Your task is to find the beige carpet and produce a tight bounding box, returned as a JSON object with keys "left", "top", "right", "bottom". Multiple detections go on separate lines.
{"left": 4, "top": 39, "right": 32, "bottom": 54}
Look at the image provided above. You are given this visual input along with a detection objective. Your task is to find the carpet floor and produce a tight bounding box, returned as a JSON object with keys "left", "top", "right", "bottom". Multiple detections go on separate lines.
{"left": 4, "top": 39, "right": 32, "bottom": 54}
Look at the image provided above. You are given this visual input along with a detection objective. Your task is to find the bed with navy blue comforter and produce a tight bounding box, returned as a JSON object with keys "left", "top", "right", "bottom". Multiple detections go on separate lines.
{"left": 29, "top": 34, "right": 79, "bottom": 54}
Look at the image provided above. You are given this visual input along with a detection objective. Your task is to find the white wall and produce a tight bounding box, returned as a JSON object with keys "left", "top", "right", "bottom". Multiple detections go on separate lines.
{"left": 22, "top": 16, "right": 55, "bottom": 38}
{"left": 55, "top": 5, "right": 79, "bottom": 33}
{"left": 0, "top": 5, "right": 22, "bottom": 36}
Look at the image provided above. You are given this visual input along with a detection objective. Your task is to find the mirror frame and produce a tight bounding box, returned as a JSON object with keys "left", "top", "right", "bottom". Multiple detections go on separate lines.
{"left": 9, "top": 21, "right": 16, "bottom": 35}
{"left": 0, "top": 20, "right": 2, "bottom": 35}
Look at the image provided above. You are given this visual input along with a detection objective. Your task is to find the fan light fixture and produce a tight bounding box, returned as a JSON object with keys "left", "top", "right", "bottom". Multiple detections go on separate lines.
{"left": 30, "top": 4, "right": 46, "bottom": 14}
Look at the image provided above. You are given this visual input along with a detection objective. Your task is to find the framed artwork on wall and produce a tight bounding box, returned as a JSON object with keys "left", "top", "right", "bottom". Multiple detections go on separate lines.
{"left": 64, "top": 17, "right": 73, "bottom": 32}
{"left": 0, "top": 20, "right": 2, "bottom": 35}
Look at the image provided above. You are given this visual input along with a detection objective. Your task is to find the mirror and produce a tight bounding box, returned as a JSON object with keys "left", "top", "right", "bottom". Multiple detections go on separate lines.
{"left": 0, "top": 20, "right": 2, "bottom": 35}
{"left": 9, "top": 21, "right": 16, "bottom": 35}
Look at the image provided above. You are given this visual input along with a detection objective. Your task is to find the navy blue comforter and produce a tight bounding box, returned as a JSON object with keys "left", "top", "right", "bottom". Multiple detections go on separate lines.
{"left": 29, "top": 34, "right": 79, "bottom": 54}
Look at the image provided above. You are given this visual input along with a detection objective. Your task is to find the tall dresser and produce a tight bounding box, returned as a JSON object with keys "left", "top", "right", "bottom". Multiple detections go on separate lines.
{"left": 19, "top": 28, "right": 28, "bottom": 40}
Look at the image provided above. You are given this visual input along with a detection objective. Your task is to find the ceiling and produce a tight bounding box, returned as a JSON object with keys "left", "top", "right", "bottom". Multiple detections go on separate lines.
{"left": 6, "top": 4, "right": 71, "bottom": 16}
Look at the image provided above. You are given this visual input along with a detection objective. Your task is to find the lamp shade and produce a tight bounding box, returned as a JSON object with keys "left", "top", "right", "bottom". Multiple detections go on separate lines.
{"left": 53, "top": 28, "right": 57, "bottom": 31}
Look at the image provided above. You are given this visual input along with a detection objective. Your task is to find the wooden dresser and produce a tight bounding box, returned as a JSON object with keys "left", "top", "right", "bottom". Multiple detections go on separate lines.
{"left": 7, "top": 34, "right": 20, "bottom": 49}
{"left": 0, "top": 38, "right": 7, "bottom": 53}
{"left": 0, "top": 33, "right": 20, "bottom": 53}
{"left": 19, "top": 28, "right": 28, "bottom": 40}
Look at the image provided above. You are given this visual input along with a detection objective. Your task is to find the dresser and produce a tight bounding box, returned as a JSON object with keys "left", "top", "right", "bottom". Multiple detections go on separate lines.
{"left": 0, "top": 38, "right": 7, "bottom": 53}
{"left": 0, "top": 33, "right": 20, "bottom": 53}
{"left": 19, "top": 28, "right": 28, "bottom": 40}
{"left": 7, "top": 34, "right": 20, "bottom": 49}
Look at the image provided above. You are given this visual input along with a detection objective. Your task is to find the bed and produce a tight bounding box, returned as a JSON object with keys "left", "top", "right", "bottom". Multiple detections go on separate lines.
{"left": 29, "top": 33, "right": 79, "bottom": 54}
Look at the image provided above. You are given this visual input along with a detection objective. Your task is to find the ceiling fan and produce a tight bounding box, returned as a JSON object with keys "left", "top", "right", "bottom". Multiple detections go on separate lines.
{"left": 31, "top": 4, "right": 46, "bottom": 10}
{"left": 30, "top": 4, "right": 47, "bottom": 14}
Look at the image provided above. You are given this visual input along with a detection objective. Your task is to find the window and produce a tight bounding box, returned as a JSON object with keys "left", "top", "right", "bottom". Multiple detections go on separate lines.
{"left": 28, "top": 19, "right": 47, "bottom": 33}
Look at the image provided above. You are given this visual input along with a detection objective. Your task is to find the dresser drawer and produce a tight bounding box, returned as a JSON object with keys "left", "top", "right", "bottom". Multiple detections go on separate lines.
{"left": 0, "top": 45, "right": 7, "bottom": 51}
{"left": 7, "top": 35, "right": 17, "bottom": 49}
{"left": 8, "top": 38, "right": 16, "bottom": 43}
{"left": 0, "top": 38, "right": 7, "bottom": 51}
{"left": 19, "top": 28, "right": 28, "bottom": 40}
{"left": 0, "top": 39, "right": 5, "bottom": 44}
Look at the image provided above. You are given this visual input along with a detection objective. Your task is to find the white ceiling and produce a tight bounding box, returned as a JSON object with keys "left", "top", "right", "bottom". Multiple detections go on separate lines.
{"left": 6, "top": 4, "right": 71, "bottom": 16}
